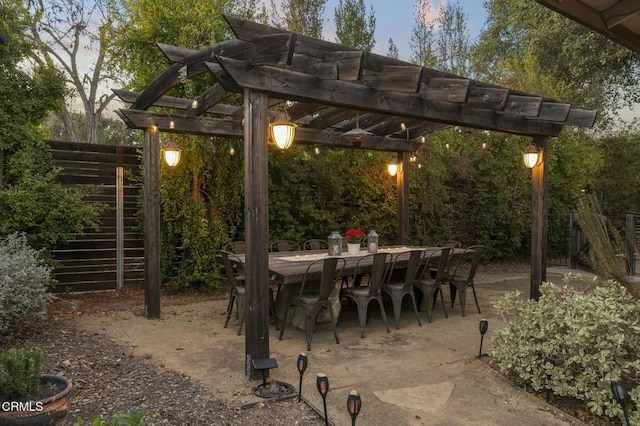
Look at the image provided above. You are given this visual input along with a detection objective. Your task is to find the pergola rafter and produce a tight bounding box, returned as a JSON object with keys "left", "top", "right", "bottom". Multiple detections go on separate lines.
{"left": 115, "top": 14, "right": 597, "bottom": 379}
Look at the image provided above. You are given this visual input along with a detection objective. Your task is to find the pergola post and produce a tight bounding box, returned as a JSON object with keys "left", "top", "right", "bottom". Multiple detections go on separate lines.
{"left": 243, "top": 89, "right": 271, "bottom": 379}
{"left": 397, "top": 152, "right": 410, "bottom": 245}
{"left": 530, "top": 135, "right": 549, "bottom": 300}
{"left": 143, "top": 128, "right": 161, "bottom": 318}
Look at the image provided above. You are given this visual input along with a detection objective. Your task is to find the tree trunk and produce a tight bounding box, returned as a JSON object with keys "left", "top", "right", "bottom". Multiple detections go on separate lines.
{"left": 59, "top": 108, "right": 78, "bottom": 143}
{"left": 86, "top": 111, "right": 99, "bottom": 144}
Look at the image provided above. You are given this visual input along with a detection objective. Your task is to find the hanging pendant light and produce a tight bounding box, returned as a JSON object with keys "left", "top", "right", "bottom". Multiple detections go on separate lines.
{"left": 341, "top": 112, "right": 373, "bottom": 144}
{"left": 522, "top": 143, "right": 541, "bottom": 169}
{"left": 387, "top": 161, "right": 398, "bottom": 176}
{"left": 270, "top": 111, "right": 297, "bottom": 150}
{"left": 162, "top": 140, "right": 182, "bottom": 167}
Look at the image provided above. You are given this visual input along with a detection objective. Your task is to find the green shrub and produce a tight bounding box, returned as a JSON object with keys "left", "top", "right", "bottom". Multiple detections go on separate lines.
{"left": 0, "top": 232, "right": 55, "bottom": 337}
{"left": 490, "top": 278, "right": 640, "bottom": 424}
{"left": 73, "top": 410, "right": 146, "bottom": 426}
{"left": 0, "top": 348, "right": 43, "bottom": 399}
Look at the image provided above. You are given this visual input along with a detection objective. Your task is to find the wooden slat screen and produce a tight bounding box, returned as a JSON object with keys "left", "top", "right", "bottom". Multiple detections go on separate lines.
{"left": 47, "top": 140, "right": 143, "bottom": 292}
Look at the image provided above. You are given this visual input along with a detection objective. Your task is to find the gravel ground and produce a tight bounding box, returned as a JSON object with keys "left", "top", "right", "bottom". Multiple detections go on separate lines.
{"left": 2, "top": 316, "right": 324, "bottom": 425}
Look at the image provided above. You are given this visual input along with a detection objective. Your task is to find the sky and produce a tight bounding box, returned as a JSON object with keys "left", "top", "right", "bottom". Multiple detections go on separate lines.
{"left": 319, "top": 0, "right": 488, "bottom": 60}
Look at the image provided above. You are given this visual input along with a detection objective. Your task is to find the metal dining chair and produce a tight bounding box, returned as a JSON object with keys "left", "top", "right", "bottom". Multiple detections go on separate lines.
{"left": 270, "top": 240, "right": 302, "bottom": 252}
{"left": 219, "top": 250, "right": 278, "bottom": 334}
{"left": 340, "top": 252, "right": 392, "bottom": 338}
{"left": 413, "top": 247, "right": 451, "bottom": 323}
{"left": 445, "top": 245, "right": 484, "bottom": 316}
{"left": 381, "top": 250, "right": 423, "bottom": 330}
{"left": 219, "top": 250, "right": 247, "bottom": 335}
{"left": 278, "top": 256, "right": 346, "bottom": 351}
{"left": 302, "top": 239, "right": 328, "bottom": 251}
{"left": 225, "top": 241, "right": 246, "bottom": 254}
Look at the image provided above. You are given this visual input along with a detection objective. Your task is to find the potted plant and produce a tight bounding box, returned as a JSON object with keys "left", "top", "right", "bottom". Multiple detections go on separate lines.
{"left": 0, "top": 347, "right": 72, "bottom": 425}
{"left": 345, "top": 228, "right": 366, "bottom": 255}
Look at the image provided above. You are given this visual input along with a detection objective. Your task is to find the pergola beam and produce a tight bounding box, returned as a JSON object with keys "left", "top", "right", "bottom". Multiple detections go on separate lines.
{"left": 210, "top": 58, "right": 565, "bottom": 137}
{"left": 116, "top": 109, "right": 421, "bottom": 152}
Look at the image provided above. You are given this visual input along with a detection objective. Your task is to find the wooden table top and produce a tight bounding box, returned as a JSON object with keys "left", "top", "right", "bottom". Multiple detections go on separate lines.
{"left": 239, "top": 246, "right": 455, "bottom": 285}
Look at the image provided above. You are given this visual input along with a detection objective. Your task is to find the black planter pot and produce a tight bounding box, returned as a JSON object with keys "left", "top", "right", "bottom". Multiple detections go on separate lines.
{"left": 0, "top": 375, "right": 72, "bottom": 426}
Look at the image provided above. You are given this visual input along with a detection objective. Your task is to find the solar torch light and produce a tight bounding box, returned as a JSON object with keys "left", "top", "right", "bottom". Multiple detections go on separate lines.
{"left": 611, "top": 378, "right": 631, "bottom": 426}
{"left": 347, "top": 389, "right": 362, "bottom": 426}
{"left": 296, "top": 353, "right": 308, "bottom": 403}
{"left": 317, "top": 373, "right": 330, "bottom": 426}
{"left": 478, "top": 319, "right": 488, "bottom": 359}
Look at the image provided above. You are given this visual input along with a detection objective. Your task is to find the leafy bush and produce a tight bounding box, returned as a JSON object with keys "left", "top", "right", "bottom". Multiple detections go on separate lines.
{"left": 0, "top": 233, "right": 55, "bottom": 336}
{"left": 73, "top": 410, "right": 146, "bottom": 426}
{"left": 0, "top": 348, "right": 43, "bottom": 399}
{"left": 490, "top": 278, "right": 640, "bottom": 424}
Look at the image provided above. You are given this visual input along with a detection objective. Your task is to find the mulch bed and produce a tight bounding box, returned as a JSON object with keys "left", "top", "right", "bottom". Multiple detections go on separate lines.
{"left": 1, "top": 291, "right": 324, "bottom": 425}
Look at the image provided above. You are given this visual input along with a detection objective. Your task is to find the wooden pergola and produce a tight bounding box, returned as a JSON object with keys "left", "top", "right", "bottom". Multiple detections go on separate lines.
{"left": 115, "top": 15, "right": 596, "bottom": 378}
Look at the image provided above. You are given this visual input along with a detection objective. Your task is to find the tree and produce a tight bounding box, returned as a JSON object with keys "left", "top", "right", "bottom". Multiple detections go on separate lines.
{"left": 334, "top": 0, "right": 375, "bottom": 51}
{"left": 0, "top": 0, "right": 100, "bottom": 250}
{"left": 272, "top": 0, "right": 327, "bottom": 38}
{"left": 26, "top": 0, "right": 122, "bottom": 144}
{"left": 409, "top": 0, "right": 435, "bottom": 67}
{"left": 387, "top": 38, "right": 398, "bottom": 59}
{"left": 410, "top": 0, "right": 474, "bottom": 75}
{"left": 474, "top": 0, "right": 640, "bottom": 125}
{"left": 431, "top": 0, "right": 473, "bottom": 76}
{"left": 110, "top": 0, "right": 239, "bottom": 289}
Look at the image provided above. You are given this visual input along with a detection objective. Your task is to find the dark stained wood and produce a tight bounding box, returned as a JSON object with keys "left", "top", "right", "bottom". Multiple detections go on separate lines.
{"left": 143, "top": 129, "right": 161, "bottom": 318}
{"left": 213, "top": 57, "right": 565, "bottom": 137}
{"left": 118, "top": 109, "right": 244, "bottom": 137}
{"left": 225, "top": 15, "right": 358, "bottom": 59}
{"left": 158, "top": 34, "right": 296, "bottom": 67}
{"left": 243, "top": 90, "right": 270, "bottom": 380}
{"left": 287, "top": 102, "right": 326, "bottom": 120}
{"left": 46, "top": 141, "right": 143, "bottom": 292}
{"left": 422, "top": 78, "right": 470, "bottom": 103}
{"left": 290, "top": 54, "right": 337, "bottom": 80}
{"left": 397, "top": 152, "right": 409, "bottom": 245}
{"left": 565, "top": 108, "right": 598, "bottom": 127}
{"left": 530, "top": 136, "right": 549, "bottom": 300}
{"left": 362, "top": 66, "right": 423, "bottom": 92}
{"left": 324, "top": 51, "right": 363, "bottom": 80}
{"left": 119, "top": 109, "right": 420, "bottom": 152}
{"left": 187, "top": 84, "right": 232, "bottom": 116}
{"left": 502, "top": 95, "right": 542, "bottom": 116}
{"left": 466, "top": 86, "right": 509, "bottom": 110}
{"left": 538, "top": 102, "right": 571, "bottom": 122}
{"left": 308, "top": 108, "right": 354, "bottom": 129}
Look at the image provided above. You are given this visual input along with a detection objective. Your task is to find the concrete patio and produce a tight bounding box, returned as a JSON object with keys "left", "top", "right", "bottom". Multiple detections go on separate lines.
{"left": 77, "top": 265, "right": 592, "bottom": 426}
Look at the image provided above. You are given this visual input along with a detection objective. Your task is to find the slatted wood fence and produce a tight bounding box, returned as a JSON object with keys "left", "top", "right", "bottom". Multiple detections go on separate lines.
{"left": 47, "top": 140, "right": 143, "bottom": 292}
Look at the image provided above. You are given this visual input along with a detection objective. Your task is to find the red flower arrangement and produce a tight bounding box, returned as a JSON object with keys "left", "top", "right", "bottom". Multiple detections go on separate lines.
{"left": 345, "top": 228, "right": 366, "bottom": 244}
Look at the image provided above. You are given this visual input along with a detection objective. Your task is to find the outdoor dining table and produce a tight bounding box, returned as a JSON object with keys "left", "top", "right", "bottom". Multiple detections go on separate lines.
{"left": 237, "top": 246, "right": 459, "bottom": 326}
{"left": 239, "top": 246, "right": 450, "bottom": 285}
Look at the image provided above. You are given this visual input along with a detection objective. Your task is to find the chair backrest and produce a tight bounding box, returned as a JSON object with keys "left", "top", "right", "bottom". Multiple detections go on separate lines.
{"left": 303, "top": 239, "right": 328, "bottom": 251}
{"left": 219, "top": 250, "right": 243, "bottom": 288}
{"left": 271, "top": 240, "right": 301, "bottom": 252}
{"left": 226, "top": 241, "right": 246, "bottom": 254}
{"left": 354, "top": 252, "right": 392, "bottom": 293}
{"left": 389, "top": 250, "right": 424, "bottom": 286}
{"left": 442, "top": 240, "right": 462, "bottom": 248}
{"left": 300, "top": 257, "right": 346, "bottom": 301}
{"left": 464, "top": 245, "right": 484, "bottom": 282}
{"left": 419, "top": 247, "right": 452, "bottom": 282}
{"left": 444, "top": 248, "right": 467, "bottom": 278}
